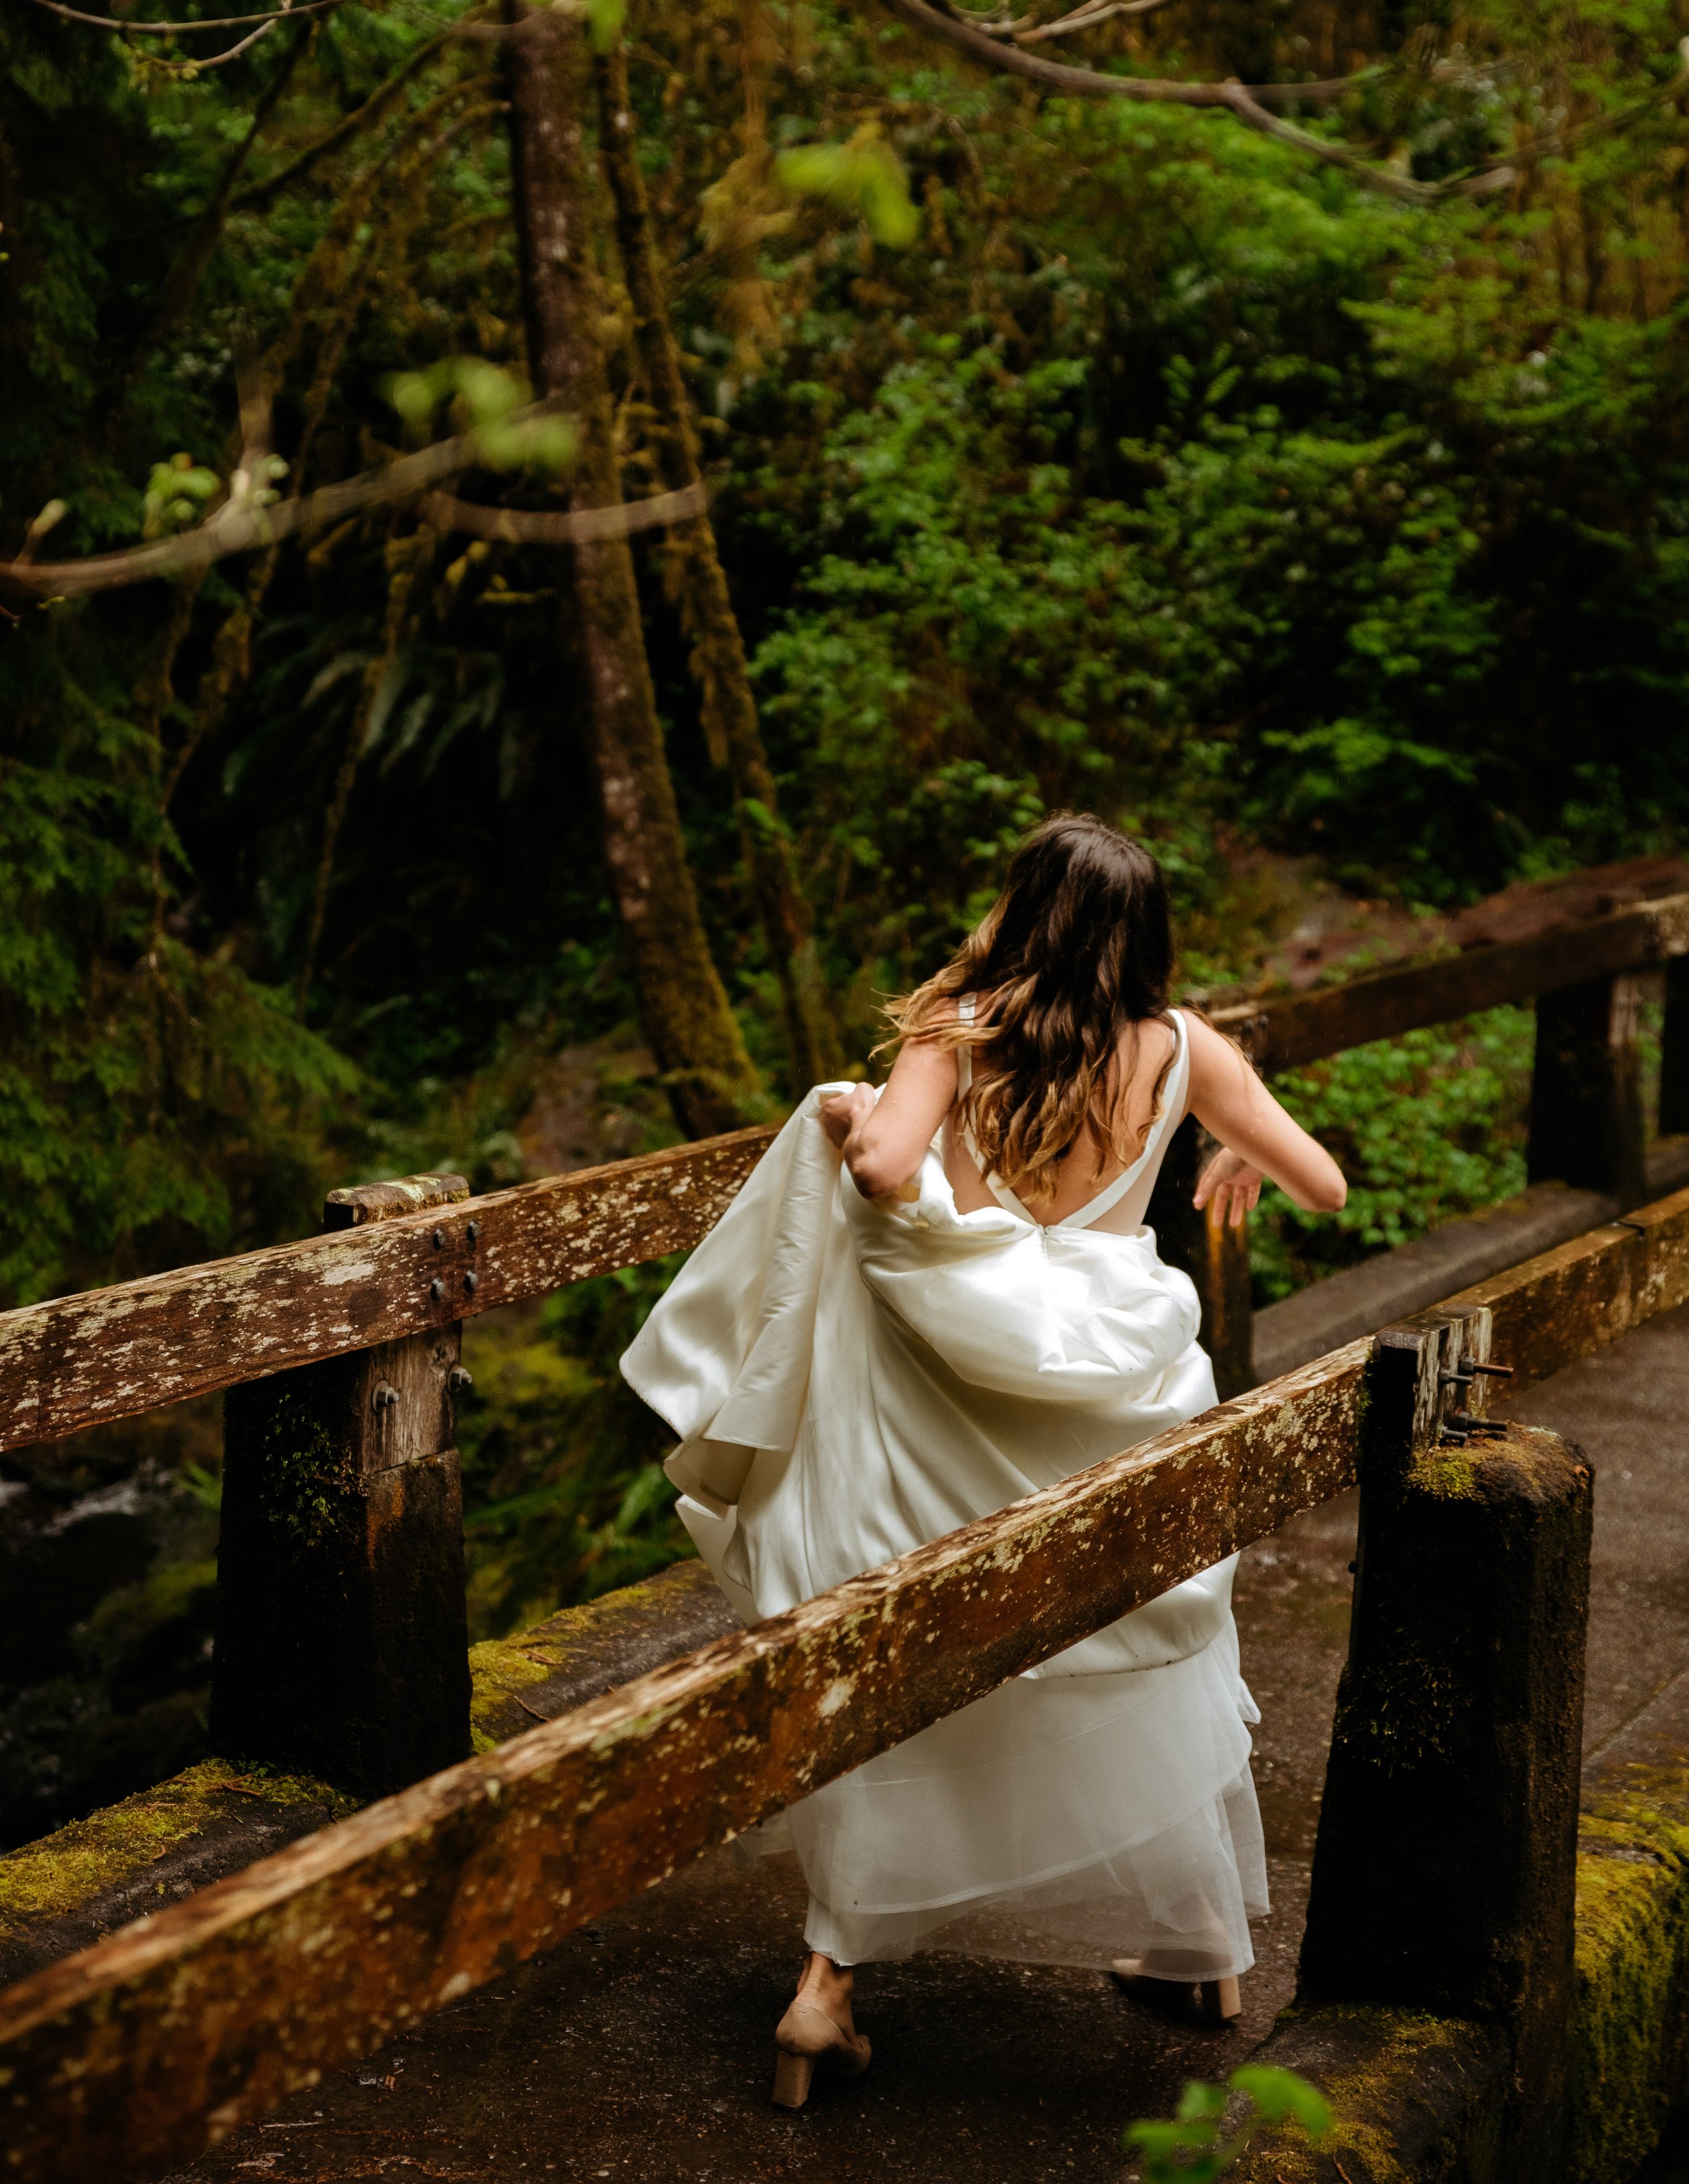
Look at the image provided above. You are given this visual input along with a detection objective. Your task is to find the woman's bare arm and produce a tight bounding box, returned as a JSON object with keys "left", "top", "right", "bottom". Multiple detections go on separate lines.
{"left": 820, "top": 1036, "right": 957, "bottom": 1200}
{"left": 1184, "top": 1015, "right": 1346, "bottom": 1222}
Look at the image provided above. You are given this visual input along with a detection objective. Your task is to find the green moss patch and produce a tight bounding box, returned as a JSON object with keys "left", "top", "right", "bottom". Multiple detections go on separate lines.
{"left": 1567, "top": 1762, "right": 1689, "bottom": 2183}
{"left": 468, "top": 1635, "right": 560, "bottom": 1754}
{"left": 468, "top": 1563, "right": 725, "bottom": 1753}
{"left": 1229, "top": 2006, "right": 1502, "bottom": 2183}
{"left": 0, "top": 1758, "right": 356, "bottom": 1936}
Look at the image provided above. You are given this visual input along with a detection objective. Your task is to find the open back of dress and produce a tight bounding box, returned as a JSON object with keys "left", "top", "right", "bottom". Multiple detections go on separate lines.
{"left": 949, "top": 993, "right": 1189, "bottom": 1236}
{"left": 622, "top": 1012, "right": 1267, "bottom": 1976}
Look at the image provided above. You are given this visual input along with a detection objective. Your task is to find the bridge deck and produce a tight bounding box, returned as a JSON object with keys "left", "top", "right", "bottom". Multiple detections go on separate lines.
{"left": 163, "top": 1304, "right": 1689, "bottom": 2184}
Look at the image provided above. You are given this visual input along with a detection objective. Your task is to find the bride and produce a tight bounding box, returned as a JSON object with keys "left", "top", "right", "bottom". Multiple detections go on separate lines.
{"left": 622, "top": 813, "right": 1345, "bottom": 2108}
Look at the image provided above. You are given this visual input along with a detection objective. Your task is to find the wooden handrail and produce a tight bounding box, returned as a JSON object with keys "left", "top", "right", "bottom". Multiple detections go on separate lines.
{"left": 5, "top": 1179, "right": 1689, "bottom": 2183}
{"left": 0, "top": 1128, "right": 772, "bottom": 1456}
{"left": 1, "top": 887, "right": 1684, "bottom": 1457}
{"left": 1214, "top": 890, "right": 1689, "bottom": 1073}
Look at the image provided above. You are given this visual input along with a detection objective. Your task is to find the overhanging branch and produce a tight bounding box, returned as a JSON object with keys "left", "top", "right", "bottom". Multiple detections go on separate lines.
{"left": 0, "top": 416, "right": 706, "bottom": 607}
{"left": 877, "top": 0, "right": 1689, "bottom": 204}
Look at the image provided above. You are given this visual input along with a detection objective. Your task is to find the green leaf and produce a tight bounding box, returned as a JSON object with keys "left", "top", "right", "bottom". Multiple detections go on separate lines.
{"left": 586, "top": 0, "right": 626, "bottom": 50}
{"left": 1124, "top": 2120, "right": 1219, "bottom": 2152}
{"left": 613, "top": 1461, "right": 672, "bottom": 1535}
{"left": 1230, "top": 2064, "right": 1334, "bottom": 2138}
{"left": 773, "top": 141, "right": 919, "bottom": 248}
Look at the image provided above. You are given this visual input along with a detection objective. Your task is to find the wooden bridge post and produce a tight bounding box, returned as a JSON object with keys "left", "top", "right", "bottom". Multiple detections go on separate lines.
{"left": 209, "top": 1173, "right": 476, "bottom": 1799}
{"left": 1147, "top": 1115, "right": 1254, "bottom": 1398}
{"left": 1660, "top": 956, "right": 1689, "bottom": 1140}
{"left": 1528, "top": 971, "right": 1648, "bottom": 1204}
{"left": 1298, "top": 1306, "right": 1592, "bottom": 2179}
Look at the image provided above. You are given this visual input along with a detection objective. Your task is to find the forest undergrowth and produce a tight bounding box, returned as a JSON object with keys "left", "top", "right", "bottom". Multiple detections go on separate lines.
{"left": 2, "top": 0, "right": 1687, "bottom": 1836}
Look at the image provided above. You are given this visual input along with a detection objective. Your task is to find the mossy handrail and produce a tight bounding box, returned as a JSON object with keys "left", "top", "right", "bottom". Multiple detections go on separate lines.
{"left": 0, "top": 884, "right": 1684, "bottom": 1459}
{"left": 2, "top": 1182, "right": 1689, "bottom": 2179}
{"left": 3, "top": 880, "right": 1689, "bottom": 2179}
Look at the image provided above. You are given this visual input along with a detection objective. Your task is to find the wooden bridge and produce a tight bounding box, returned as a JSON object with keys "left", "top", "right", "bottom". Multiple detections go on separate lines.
{"left": 3, "top": 875, "right": 1689, "bottom": 2181}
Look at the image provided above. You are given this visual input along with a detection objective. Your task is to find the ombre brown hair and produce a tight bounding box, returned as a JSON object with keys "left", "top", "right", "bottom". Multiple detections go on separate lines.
{"left": 883, "top": 814, "right": 1178, "bottom": 1203}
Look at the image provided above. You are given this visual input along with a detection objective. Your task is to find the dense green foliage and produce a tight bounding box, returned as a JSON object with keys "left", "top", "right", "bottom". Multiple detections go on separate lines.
{"left": 4, "top": 0, "right": 1687, "bottom": 1269}
{"left": 2, "top": 0, "right": 1687, "bottom": 1832}
{"left": 1257, "top": 1003, "right": 1534, "bottom": 1296}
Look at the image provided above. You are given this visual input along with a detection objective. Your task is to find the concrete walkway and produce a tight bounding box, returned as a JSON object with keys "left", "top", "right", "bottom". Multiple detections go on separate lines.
{"left": 169, "top": 1304, "right": 1689, "bottom": 2184}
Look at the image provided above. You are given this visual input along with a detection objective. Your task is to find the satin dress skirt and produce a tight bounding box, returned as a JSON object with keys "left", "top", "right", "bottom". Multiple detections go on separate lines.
{"left": 623, "top": 1087, "right": 1268, "bottom": 1973}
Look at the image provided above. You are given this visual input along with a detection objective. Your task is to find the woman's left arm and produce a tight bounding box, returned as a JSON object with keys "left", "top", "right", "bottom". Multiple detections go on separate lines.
{"left": 1184, "top": 1015, "right": 1347, "bottom": 1224}
{"left": 820, "top": 1037, "right": 958, "bottom": 1200}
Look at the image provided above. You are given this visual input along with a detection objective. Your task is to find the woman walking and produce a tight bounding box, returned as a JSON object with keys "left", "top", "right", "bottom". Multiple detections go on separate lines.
{"left": 622, "top": 814, "right": 1345, "bottom": 2106}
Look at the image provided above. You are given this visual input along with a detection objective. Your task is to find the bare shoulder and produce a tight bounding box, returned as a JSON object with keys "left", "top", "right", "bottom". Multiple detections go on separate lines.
{"left": 1182, "top": 1012, "right": 1257, "bottom": 1098}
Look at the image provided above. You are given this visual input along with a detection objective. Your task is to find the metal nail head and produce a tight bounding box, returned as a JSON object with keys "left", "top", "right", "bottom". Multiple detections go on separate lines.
{"left": 372, "top": 1382, "right": 399, "bottom": 1413}
{"left": 430, "top": 1277, "right": 445, "bottom": 1302}
{"left": 467, "top": 1221, "right": 480, "bottom": 1247}
{"left": 449, "top": 1366, "right": 474, "bottom": 1394}
{"left": 463, "top": 1271, "right": 478, "bottom": 1296}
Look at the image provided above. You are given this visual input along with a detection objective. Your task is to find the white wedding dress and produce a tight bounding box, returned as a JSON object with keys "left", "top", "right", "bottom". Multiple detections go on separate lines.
{"left": 622, "top": 1009, "right": 1267, "bottom": 1976}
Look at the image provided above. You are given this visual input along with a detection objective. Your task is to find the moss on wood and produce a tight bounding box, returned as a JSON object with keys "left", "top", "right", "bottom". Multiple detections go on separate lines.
{"left": 467, "top": 1561, "right": 732, "bottom": 1752}
{"left": 1, "top": 1565, "right": 718, "bottom": 1968}
{"left": 1225, "top": 2004, "right": 1507, "bottom": 2184}
{"left": 467, "top": 1633, "right": 557, "bottom": 1754}
{"left": 1567, "top": 1760, "right": 1689, "bottom": 2183}
{"left": 245, "top": 1376, "right": 353, "bottom": 1550}
{"left": 0, "top": 1759, "right": 355, "bottom": 1938}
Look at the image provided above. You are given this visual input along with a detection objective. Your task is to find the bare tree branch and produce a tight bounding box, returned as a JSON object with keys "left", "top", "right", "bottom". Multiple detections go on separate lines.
{"left": 963, "top": 0, "right": 1182, "bottom": 43}
{"left": 231, "top": 31, "right": 462, "bottom": 209}
{"left": 116, "top": 20, "right": 311, "bottom": 384}
{"left": 880, "top": 0, "right": 1367, "bottom": 105}
{"left": 0, "top": 413, "right": 706, "bottom": 607}
{"left": 417, "top": 480, "right": 707, "bottom": 540}
{"left": 878, "top": 0, "right": 1689, "bottom": 201}
{"left": 1015, "top": 0, "right": 1182, "bottom": 42}
{"left": 26, "top": 0, "right": 341, "bottom": 32}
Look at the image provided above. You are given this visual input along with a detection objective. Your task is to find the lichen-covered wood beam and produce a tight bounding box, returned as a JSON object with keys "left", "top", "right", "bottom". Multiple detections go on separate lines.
{"left": 1448, "top": 1179, "right": 1689, "bottom": 1390}
{"left": 0, "top": 1342, "right": 1369, "bottom": 2183}
{"left": 0, "top": 1134, "right": 773, "bottom": 1455}
{"left": 1215, "top": 890, "right": 1689, "bottom": 1075}
{"left": 7, "top": 1183, "right": 1689, "bottom": 2175}
{"left": 5, "top": 893, "right": 1688, "bottom": 1458}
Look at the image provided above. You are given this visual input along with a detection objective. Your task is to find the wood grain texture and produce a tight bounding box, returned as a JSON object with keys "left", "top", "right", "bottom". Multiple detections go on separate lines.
{"left": 8, "top": 1188, "right": 1689, "bottom": 2175}
{"left": 0, "top": 1128, "right": 774, "bottom": 1455}
{"left": 1215, "top": 891, "right": 1689, "bottom": 1074}
{"left": 5, "top": 892, "right": 1688, "bottom": 1458}
{"left": 1447, "top": 1183, "right": 1689, "bottom": 1388}
{"left": 0, "top": 1342, "right": 1368, "bottom": 2183}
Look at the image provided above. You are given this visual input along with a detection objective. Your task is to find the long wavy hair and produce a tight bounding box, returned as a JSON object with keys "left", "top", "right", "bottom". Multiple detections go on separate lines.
{"left": 882, "top": 814, "right": 1178, "bottom": 1203}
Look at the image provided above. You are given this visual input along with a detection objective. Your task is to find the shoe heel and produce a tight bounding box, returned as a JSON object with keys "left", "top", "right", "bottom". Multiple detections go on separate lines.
{"left": 773, "top": 2049, "right": 815, "bottom": 2109}
{"left": 1199, "top": 1977, "right": 1241, "bottom": 2025}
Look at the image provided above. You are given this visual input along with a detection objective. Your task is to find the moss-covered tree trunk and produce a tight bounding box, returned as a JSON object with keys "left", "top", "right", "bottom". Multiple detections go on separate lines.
{"left": 593, "top": 38, "right": 838, "bottom": 1094}
{"left": 503, "top": 7, "right": 760, "bottom": 1138}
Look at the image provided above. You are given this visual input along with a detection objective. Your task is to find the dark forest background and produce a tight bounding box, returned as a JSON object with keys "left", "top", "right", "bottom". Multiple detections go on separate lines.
{"left": 1, "top": 0, "right": 1685, "bottom": 1842}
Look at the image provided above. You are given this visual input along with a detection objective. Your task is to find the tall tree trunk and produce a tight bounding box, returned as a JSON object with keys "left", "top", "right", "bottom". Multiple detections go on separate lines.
{"left": 593, "top": 37, "right": 838, "bottom": 1093}
{"left": 503, "top": 5, "right": 761, "bottom": 1138}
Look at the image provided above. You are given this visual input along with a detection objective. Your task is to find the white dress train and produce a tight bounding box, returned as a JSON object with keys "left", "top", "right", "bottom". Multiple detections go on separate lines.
{"left": 621, "top": 1010, "right": 1267, "bottom": 1975}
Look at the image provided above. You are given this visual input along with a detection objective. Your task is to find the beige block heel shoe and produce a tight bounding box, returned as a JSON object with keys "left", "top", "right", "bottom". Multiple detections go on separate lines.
{"left": 1110, "top": 1959, "right": 1242, "bottom": 2026}
{"left": 772, "top": 1998, "right": 872, "bottom": 2110}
